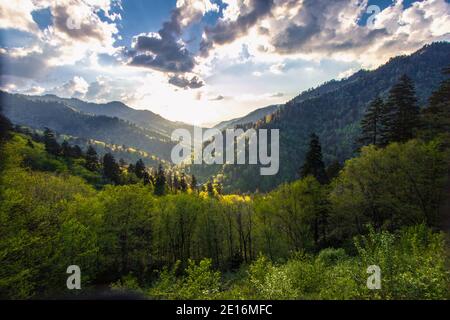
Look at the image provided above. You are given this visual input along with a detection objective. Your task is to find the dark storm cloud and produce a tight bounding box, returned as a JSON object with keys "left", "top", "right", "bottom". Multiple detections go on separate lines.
{"left": 168, "top": 74, "right": 204, "bottom": 89}
{"left": 128, "top": 7, "right": 196, "bottom": 73}
{"left": 200, "top": 0, "right": 274, "bottom": 56}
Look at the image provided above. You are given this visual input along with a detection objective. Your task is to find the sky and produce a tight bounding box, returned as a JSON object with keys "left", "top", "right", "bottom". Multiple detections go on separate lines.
{"left": 0, "top": 0, "right": 449, "bottom": 126}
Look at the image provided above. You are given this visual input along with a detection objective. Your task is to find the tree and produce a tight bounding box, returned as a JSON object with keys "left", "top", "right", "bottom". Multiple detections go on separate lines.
{"left": 0, "top": 106, "right": 12, "bottom": 143}
{"left": 190, "top": 175, "right": 198, "bottom": 193}
{"left": 420, "top": 66, "right": 450, "bottom": 141}
{"left": 206, "top": 180, "right": 215, "bottom": 197}
{"left": 134, "top": 159, "right": 146, "bottom": 180}
{"left": 358, "top": 97, "right": 385, "bottom": 147}
{"left": 43, "top": 127, "right": 60, "bottom": 156}
{"left": 103, "top": 153, "right": 120, "bottom": 184}
{"left": 61, "top": 140, "right": 71, "bottom": 157}
{"left": 72, "top": 145, "right": 83, "bottom": 158}
{"left": 300, "top": 133, "right": 327, "bottom": 184}
{"left": 154, "top": 164, "right": 166, "bottom": 196}
{"left": 180, "top": 173, "right": 188, "bottom": 193}
{"left": 325, "top": 160, "right": 342, "bottom": 181}
{"left": 173, "top": 173, "right": 180, "bottom": 193}
{"left": 381, "top": 75, "right": 420, "bottom": 144}
{"left": 85, "top": 145, "right": 99, "bottom": 171}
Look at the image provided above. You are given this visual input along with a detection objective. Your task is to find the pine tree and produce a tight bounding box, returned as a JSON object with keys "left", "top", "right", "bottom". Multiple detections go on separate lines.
{"left": 382, "top": 75, "right": 420, "bottom": 144}
{"left": 421, "top": 66, "right": 450, "bottom": 139}
{"left": 358, "top": 97, "right": 384, "bottom": 147}
{"left": 0, "top": 106, "right": 12, "bottom": 143}
{"left": 154, "top": 164, "right": 166, "bottom": 196}
{"left": 72, "top": 145, "right": 83, "bottom": 158}
{"left": 300, "top": 133, "right": 327, "bottom": 184}
{"left": 43, "top": 127, "right": 60, "bottom": 156}
{"left": 173, "top": 173, "right": 180, "bottom": 192}
{"left": 143, "top": 171, "right": 151, "bottom": 186}
{"left": 85, "top": 145, "right": 99, "bottom": 171}
{"left": 190, "top": 175, "right": 198, "bottom": 193}
{"left": 179, "top": 173, "right": 188, "bottom": 192}
{"left": 103, "top": 153, "right": 120, "bottom": 184}
{"left": 134, "top": 159, "right": 146, "bottom": 179}
{"left": 206, "top": 180, "right": 215, "bottom": 196}
{"left": 61, "top": 140, "right": 71, "bottom": 157}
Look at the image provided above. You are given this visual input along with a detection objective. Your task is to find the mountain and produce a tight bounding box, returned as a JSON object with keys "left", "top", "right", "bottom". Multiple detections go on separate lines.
{"left": 27, "top": 94, "right": 195, "bottom": 138}
{"left": 214, "top": 104, "right": 280, "bottom": 131}
{"left": 0, "top": 91, "right": 176, "bottom": 162}
{"left": 202, "top": 42, "right": 450, "bottom": 193}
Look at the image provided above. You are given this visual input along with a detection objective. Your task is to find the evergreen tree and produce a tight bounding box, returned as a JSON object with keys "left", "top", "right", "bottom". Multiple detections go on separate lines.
{"left": 85, "top": 145, "right": 99, "bottom": 171}
{"left": 103, "top": 153, "right": 120, "bottom": 184}
{"left": 420, "top": 66, "right": 450, "bottom": 140}
{"left": 206, "top": 180, "right": 215, "bottom": 196}
{"left": 143, "top": 171, "right": 151, "bottom": 186}
{"left": 61, "top": 140, "right": 71, "bottom": 157}
{"left": 0, "top": 106, "right": 12, "bottom": 143}
{"left": 300, "top": 133, "right": 327, "bottom": 184}
{"left": 190, "top": 175, "right": 198, "bottom": 193}
{"left": 127, "top": 163, "right": 135, "bottom": 174}
{"left": 179, "top": 173, "right": 188, "bottom": 192}
{"left": 358, "top": 97, "right": 384, "bottom": 147}
{"left": 382, "top": 75, "right": 420, "bottom": 144}
{"left": 43, "top": 127, "right": 60, "bottom": 156}
{"left": 134, "top": 159, "right": 146, "bottom": 179}
{"left": 154, "top": 164, "right": 166, "bottom": 196}
{"left": 72, "top": 145, "right": 83, "bottom": 158}
{"left": 173, "top": 173, "right": 180, "bottom": 192}
{"left": 325, "top": 160, "right": 342, "bottom": 181}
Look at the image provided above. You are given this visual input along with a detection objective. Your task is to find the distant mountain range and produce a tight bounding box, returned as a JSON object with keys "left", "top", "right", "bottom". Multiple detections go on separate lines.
{"left": 0, "top": 91, "right": 182, "bottom": 162}
{"left": 1, "top": 42, "right": 449, "bottom": 190}
{"left": 197, "top": 42, "right": 450, "bottom": 192}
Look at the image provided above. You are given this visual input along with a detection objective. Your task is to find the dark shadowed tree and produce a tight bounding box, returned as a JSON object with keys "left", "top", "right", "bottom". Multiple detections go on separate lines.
{"left": 381, "top": 75, "right": 420, "bottom": 144}
{"left": 154, "top": 164, "right": 166, "bottom": 196}
{"left": 61, "top": 140, "right": 71, "bottom": 157}
{"left": 190, "top": 175, "right": 198, "bottom": 193}
{"left": 134, "top": 159, "right": 146, "bottom": 179}
{"left": 300, "top": 133, "right": 327, "bottom": 184}
{"left": 43, "top": 127, "right": 60, "bottom": 156}
{"left": 72, "top": 145, "right": 83, "bottom": 158}
{"left": 420, "top": 66, "right": 450, "bottom": 140}
{"left": 103, "top": 153, "right": 120, "bottom": 184}
{"left": 358, "top": 97, "right": 385, "bottom": 147}
{"left": 326, "top": 160, "right": 343, "bottom": 182}
{"left": 180, "top": 173, "right": 188, "bottom": 192}
{"left": 85, "top": 145, "right": 99, "bottom": 171}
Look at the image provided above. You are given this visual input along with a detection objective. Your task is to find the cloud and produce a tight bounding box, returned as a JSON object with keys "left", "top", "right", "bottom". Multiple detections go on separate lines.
{"left": 128, "top": 0, "right": 218, "bottom": 74}
{"left": 168, "top": 74, "right": 204, "bottom": 89}
{"left": 129, "top": 33, "right": 196, "bottom": 73}
{"left": 200, "top": 0, "right": 274, "bottom": 56}
{"left": 0, "top": 0, "right": 38, "bottom": 33}
{"left": 50, "top": 76, "right": 89, "bottom": 98}
{"left": 199, "top": 0, "right": 450, "bottom": 68}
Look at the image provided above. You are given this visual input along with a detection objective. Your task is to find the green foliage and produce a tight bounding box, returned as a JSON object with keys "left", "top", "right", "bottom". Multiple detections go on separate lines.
{"left": 0, "top": 128, "right": 448, "bottom": 300}
{"left": 329, "top": 139, "right": 447, "bottom": 242}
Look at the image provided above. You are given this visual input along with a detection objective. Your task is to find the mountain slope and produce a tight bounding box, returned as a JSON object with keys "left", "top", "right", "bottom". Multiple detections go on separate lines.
{"left": 0, "top": 91, "right": 175, "bottom": 161}
{"left": 214, "top": 104, "right": 280, "bottom": 131}
{"left": 215, "top": 42, "right": 450, "bottom": 192}
{"left": 27, "top": 94, "right": 195, "bottom": 138}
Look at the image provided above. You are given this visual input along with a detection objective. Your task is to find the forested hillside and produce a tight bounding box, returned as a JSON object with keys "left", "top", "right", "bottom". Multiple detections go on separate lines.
{"left": 0, "top": 91, "right": 176, "bottom": 162}
{"left": 0, "top": 62, "right": 449, "bottom": 299}
{"left": 208, "top": 42, "right": 450, "bottom": 192}
{"left": 28, "top": 94, "right": 195, "bottom": 138}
